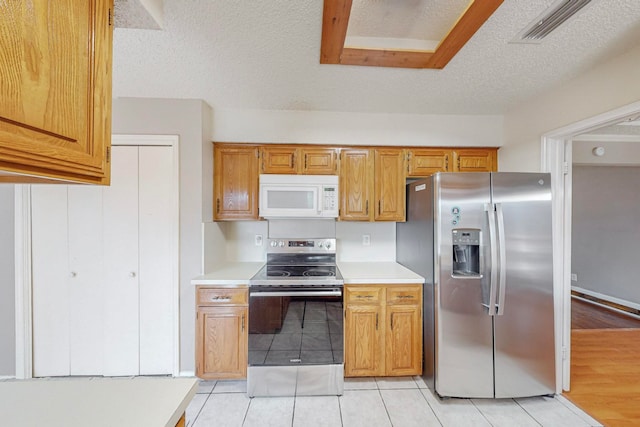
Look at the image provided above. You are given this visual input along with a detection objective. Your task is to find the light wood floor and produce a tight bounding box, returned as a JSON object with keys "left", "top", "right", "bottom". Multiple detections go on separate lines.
{"left": 564, "top": 298, "right": 640, "bottom": 426}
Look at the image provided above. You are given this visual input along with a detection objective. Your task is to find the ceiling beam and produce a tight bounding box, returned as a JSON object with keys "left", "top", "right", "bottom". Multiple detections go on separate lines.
{"left": 320, "top": 0, "right": 504, "bottom": 69}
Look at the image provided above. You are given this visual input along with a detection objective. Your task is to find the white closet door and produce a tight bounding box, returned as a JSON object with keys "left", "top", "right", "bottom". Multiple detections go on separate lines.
{"left": 138, "top": 146, "right": 174, "bottom": 374}
{"left": 67, "top": 185, "right": 104, "bottom": 375}
{"left": 31, "top": 186, "right": 70, "bottom": 377}
{"left": 103, "top": 146, "right": 140, "bottom": 376}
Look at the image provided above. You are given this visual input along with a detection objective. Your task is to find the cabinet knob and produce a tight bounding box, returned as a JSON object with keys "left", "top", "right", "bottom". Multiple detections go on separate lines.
{"left": 70, "top": 271, "right": 77, "bottom": 278}
{"left": 129, "top": 272, "right": 137, "bottom": 278}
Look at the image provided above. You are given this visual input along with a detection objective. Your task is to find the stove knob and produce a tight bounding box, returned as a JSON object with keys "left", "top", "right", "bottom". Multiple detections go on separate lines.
{"left": 325, "top": 241, "right": 331, "bottom": 249}
{"left": 317, "top": 242, "right": 324, "bottom": 248}
{"left": 270, "top": 241, "right": 278, "bottom": 247}
{"left": 278, "top": 240, "right": 285, "bottom": 247}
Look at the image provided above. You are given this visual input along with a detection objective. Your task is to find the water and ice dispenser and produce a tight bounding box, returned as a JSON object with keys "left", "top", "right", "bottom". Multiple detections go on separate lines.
{"left": 452, "top": 229, "right": 481, "bottom": 277}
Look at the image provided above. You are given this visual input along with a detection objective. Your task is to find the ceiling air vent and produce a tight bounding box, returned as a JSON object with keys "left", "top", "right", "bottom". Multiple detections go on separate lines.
{"left": 517, "top": 0, "right": 593, "bottom": 43}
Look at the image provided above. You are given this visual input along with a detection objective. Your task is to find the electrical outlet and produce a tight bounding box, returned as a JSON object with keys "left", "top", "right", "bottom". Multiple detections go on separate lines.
{"left": 571, "top": 273, "right": 577, "bottom": 282}
{"left": 255, "top": 234, "right": 263, "bottom": 246}
{"left": 362, "top": 234, "right": 370, "bottom": 246}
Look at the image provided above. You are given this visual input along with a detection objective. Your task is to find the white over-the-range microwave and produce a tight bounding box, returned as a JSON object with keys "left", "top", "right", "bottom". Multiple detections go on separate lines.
{"left": 259, "top": 174, "right": 339, "bottom": 218}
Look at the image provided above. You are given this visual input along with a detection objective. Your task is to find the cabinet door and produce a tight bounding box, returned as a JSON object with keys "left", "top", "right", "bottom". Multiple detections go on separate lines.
{"left": 301, "top": 148, "right": 338, "bottom": 175}
{"left": 374, "top": 149, "right": 406, "bottom": 221}
{"left": 102, "top": 146, "right": 140, "bottom": 376}
{"left": 407, "top": 149, "right": 452, "bottom": 177}
{"left": 0, "top": 0, "right": 113, "bottom": 184}
{"left": 138, "top": 146, "right": 175, "bottom": 375}
{"left": 344, "top": 305, "right": 384, "bottom": 377}
{"left": 196, "top": 306, "right": 248, "bottom": 379}
{"left": 31, "top": 186, "right": 71, "bottom": 377}
{"left": 453, "top": 149, "right": 497, "bottom": 172}
{"left": 214, "top": 144, "right": 259, "bottom": 220}
{"left": 385, "top": 305, "right": 422, "bottom": 376}
{"left": 340, "top": 149, "right": 372, "bottom": 221}
{"left": 261, "top": 146, "right": 299, "bottom": 174}
{"left": 67, "top": 186, "right": 104, "bottom": 375}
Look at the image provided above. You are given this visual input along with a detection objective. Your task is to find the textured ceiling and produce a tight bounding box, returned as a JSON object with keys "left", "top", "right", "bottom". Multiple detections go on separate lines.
{"left": 112, "top": 0, "right": 640, "bottom": 115}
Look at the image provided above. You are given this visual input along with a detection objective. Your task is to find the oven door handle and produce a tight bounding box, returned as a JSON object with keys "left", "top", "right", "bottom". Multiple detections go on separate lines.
{"left": 250, "top": 290, "right": 342, "bottom": 297}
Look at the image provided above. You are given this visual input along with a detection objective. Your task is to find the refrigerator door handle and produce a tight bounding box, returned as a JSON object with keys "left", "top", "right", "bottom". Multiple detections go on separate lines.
{"left": 495, "top": 203, "right": 507, "bottom": 316}
{"left": 485, "top": 203, "right": 498, "bottom": 316}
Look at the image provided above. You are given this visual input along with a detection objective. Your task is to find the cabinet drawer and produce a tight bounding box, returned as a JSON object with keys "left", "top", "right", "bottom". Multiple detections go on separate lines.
{"left": 197, "top": 287, "right": 248, "bottom": 306}
{"left": 386, "top": 286, "right": 421, "bottom": 305}
{"left": 345, "top": 286, "right": 384, "bottom": 305}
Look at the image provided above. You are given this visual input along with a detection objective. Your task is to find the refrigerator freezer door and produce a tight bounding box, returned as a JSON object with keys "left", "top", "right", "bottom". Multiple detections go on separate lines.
{"left": 434, "top": 173, "right": 494, "bottom": 398}
{"left": 491, "top": 173, "right": 555, "bottom": 398}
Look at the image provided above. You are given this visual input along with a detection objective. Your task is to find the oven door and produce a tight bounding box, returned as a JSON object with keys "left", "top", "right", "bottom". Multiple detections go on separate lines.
{"left": 248, "top": 286, "right": 343, "bottom": 367}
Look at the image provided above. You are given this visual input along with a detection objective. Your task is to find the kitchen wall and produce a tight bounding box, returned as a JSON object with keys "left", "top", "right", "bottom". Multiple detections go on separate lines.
{"left": 111, "top": 97, "right": 212, "bottom": 375}
{"left": 0, "top": 186, "right": 15, "bottom": 376}
{"left": 203, "top": 220, "right": 396, "bottom": 264}
{"left": 211, "top": 109, "right": 503, "bottom": 148}
{"left": 502, "top": 43, "right": 640, "bottom": 172}
{"left": 572, "top": 165, "right": 640, "bottom": 306}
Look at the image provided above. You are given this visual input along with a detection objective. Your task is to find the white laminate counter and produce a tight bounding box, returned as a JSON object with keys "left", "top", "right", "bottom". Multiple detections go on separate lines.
{"left": 337, "top": 262, "right": 425, "bottom": 285}
{"left": 190, "top": 262, "right": 264, "bottom": 286}
{"left": 0, "top": 377, "right": 197, "bottom": 427}
{"left": 191, "top": 262, "right": 424, "bottom": 286}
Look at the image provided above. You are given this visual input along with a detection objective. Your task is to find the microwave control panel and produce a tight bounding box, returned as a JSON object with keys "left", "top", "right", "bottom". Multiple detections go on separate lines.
{"left": 322, "top": 185, "right": 338, "bottom": 212}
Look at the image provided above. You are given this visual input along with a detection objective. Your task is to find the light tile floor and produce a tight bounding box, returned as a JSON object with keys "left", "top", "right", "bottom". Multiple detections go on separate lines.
{"left": 187, "top": 377, "right": 603, "bottom": 427}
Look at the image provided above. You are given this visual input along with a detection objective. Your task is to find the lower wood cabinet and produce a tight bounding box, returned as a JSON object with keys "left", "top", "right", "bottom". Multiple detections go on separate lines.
{"left": 344, "top": 284, "right": 422, "bottom": 377}
{"left": 196, "top": 286, "right": 248, "bottom": 379}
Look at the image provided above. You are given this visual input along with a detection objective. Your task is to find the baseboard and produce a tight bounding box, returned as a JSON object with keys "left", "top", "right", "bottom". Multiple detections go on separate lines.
{"left": 0, "top": 376, "right": 16, "bottom": 380}
{"left": 179, "top": 370, "right": 196, "bottom": 377}
{"left": 571, "top": 287, "right": 640, "bottom": 318}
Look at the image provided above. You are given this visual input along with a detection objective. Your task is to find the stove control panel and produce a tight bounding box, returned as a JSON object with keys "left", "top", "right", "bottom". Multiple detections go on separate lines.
{"left": 266, "top": 238, "right": 336, "bottom": 253}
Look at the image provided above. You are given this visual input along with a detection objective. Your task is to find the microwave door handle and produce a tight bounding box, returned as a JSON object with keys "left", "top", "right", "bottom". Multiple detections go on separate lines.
{"left": 317, "top": 187, "right": 322, "bottom": 215}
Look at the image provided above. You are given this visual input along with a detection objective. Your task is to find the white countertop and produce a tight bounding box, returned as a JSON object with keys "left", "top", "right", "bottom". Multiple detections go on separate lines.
{"left": 190, "top": 262, "right": 263, "bottom": 285}
{"left": 338, "top": 262, "right": 425, "bottom": 284}
{"left": 191, "top": 261, "right": 424, "bottom": 286}
{"left": 0, "top": 377, "right": 197, "bottom": 427}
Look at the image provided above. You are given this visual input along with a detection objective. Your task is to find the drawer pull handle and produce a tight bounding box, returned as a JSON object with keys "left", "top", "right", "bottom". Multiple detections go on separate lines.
{"left": 211, "top": 296, "right": 231, "bottom": 302}
{"left": 397, "top": 295, "right": 415, "bottom": 299}
{"left": 356, "top": 295, "right": 374, "bottom": 299}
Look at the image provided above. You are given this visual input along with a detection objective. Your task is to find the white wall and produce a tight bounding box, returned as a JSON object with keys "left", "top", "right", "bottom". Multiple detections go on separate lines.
{"left": 111, "top": 97, "right": 212, "bottom": 375}
{"left": 0, "top": 186, "right": 15, "bottom": 376}
{"left": 502, "top": 43, "right": 640, "bottom": 171}
{"left": 212, "top": 109, "right": 503, "bottom": 148}
{"left": 204, "top": 220, "right": 396, "bottom": 264}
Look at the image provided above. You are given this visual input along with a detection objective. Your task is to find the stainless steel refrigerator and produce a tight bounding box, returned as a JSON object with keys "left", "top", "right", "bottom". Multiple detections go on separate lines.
{"left": 396, "top": 172, "right": 555, "bottom": 398}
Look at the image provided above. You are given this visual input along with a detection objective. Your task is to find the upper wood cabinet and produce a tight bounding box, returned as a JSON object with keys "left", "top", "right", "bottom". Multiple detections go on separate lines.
{"left": 214, "top": 144, "right": 259, "bottom": 220}
{"left": 453, "top": 148, "right": 497, "bottom": 172}
{"left": 407, "top": 147, "right": 497, "bottom": 177}
{"left": 340, "top": 148, "right": 405, "bottom": 221}
{"left": 407, "top": 149, "right": 452, "bottom": 177}
{"left": 339, "top": 149, "right": 373, "bottom": 221}
{"left": 373, "top": 149, "right": 406, "bottom": 221}
{"left": 261, "top": 146, "right": 298, "bottom": 174}
{"left": 301, "top": 147, "right": 338, "bottom": 175}
{"left": 260, "top": 145, "right": 338, "bottom": 175}
{"left": 0, "top": 0, "right": 114, "bottom": 184}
